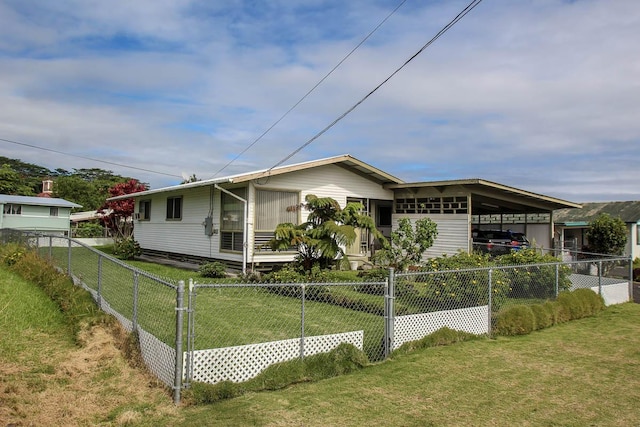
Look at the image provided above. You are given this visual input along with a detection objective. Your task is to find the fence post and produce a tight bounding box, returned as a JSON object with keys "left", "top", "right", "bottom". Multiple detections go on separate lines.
{"left": 174, "top": 280, "right": 185, "bottom": 405}
{"left": 488, "top": 268, "right": 493, "bottom": 338}
{"left": 598, "top": 260, "right": 603, "bottom": 296}
{"left": 67, "top": 236, "right": 72, "bottom": 275}
{"left": 629, "top": 256, "right": 634, "bottom": 302}
{"left": 97, "top": 255, "right": 103, "bottom": 309}
{"left": 384, "top": 268, "right": 395, "bottom": 358}
{"left": 48, "top": 236, "right": 52, "bottom": 260}
{"left": 184, "top": 278, "right": 194, "bottom": 389}
{"left": 300, "top": 284, "right": 306, "bottom": 360}
{"left": 555, "top": 264, "right": 559, "bottom": 298}
{"left": 132, "top": 271, "right": 139, "bottom": 333}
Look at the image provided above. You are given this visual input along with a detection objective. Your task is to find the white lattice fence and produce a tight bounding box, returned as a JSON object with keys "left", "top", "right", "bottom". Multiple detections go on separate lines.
{"left": 393, "top": 306, "right": 489, "bottom": 350}
{"left": 187, "top": 330, "right": 364, "bottom": 384}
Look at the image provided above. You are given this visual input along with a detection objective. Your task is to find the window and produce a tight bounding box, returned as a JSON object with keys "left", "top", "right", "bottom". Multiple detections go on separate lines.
{"left": 49, "top": 207, "right": 59, "bottom": 217}
{"left": 139, "top": 200, "right": 151, "bottom": 220}
{"left": 254, "top": 190, "right": 299, "bottom": 251}
{"left": 377, "top": 205, "right": 392, "bottom": 227}
{"left": 166, "top": 196, "right": 182, "bottom": 220}
{"left": 220, "top": 189, "right": 246, "bottom": 252}
{"left": 3, "top": 204, "right": 21, "bottom": 215}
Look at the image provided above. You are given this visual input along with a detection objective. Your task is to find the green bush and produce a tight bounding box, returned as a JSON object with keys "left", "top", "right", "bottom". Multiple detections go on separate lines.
{"left": 415, "top": 251, "right": 510, "bottom": 311}
{"left": 74, "top": 221, "right": 105, "bottom": 238}
{"left": 112, "top": 237, "right": 141, "bottom": 260}
{"left": 198, "top": 261, "right": 227, "bottom": 278}
{"left": 530, "top": 303, "right": 553, "bottom": 329}
{"left": 497, "top": 249, "right": 572, "bottom": 298}
{"left": 494, "top": 305, "right": 536, "bottom": 336}
{"left": 186, "top": 343, "right": 368, "bottom": 404}
{"left": 393, "top": 327, "right": 479, "bottom": 356}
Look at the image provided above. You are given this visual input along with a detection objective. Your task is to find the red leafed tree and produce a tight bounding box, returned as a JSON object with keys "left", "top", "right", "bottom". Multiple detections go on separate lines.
{"left": 99, "top": 179, "right": 148, "bottom": 241}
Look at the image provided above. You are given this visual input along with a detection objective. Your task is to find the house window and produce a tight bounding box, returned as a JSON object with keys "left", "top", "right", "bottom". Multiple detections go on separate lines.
{"left": 139, "top": 200, "right": 151, "bottom": 220}
{"left": 49, "top": 207, "right": 59, "bottom": 217}
{"left": 166, "top": 196, "right": 182, "bottom": 220}
{"left": 377, "top": 205, "right": 392, "bottom": 227}
{"left": 3, "top": 204, "right": 21, "bottom": 215}
{"left": 254, "top": 190, "right": 299, "bottom": 251}
{"left": 220, "top": 189, "right": 246, "bottom": 252}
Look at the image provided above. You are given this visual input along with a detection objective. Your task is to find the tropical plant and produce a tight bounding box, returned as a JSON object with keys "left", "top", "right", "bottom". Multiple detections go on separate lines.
{"left": 372, "top": 217, "right": 438, "bottom": 271}
{"left": 268, "top": 195, "right": 385, "bottom": 271}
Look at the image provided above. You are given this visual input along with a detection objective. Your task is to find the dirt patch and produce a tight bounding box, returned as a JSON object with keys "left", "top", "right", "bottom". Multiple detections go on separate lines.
{"left": 0, "top": 324, "right": 180, "bottom": 426}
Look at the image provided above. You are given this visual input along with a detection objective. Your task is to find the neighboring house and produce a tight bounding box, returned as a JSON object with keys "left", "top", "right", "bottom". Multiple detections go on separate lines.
{"left": 0, "top": 194, "right": 81, "bottom": 235}
{"left": 554, "top": 201, "right": 640, "bottom": 259}
{"left": 108, "top": 154, "right": 580, "bottom": 272}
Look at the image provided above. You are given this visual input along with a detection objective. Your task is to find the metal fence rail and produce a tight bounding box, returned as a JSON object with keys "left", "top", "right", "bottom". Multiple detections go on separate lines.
{"left": 0, "top": 229, "right": 633, "bottom": 405}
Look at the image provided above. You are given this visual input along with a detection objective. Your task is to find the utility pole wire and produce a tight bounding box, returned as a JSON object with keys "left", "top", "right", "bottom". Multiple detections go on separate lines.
{"left": 210, "top": 0, "right": 408, "bottom": 179}
{"left": 266, "top": 0, "right": 484, "bottom": 173}
{"left": 0, "top": 137, "right": 182, "bottom": 178}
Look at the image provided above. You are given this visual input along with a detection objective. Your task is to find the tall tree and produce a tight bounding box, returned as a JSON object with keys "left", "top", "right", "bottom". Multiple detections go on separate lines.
{"left": 268, "top": 194, "right": 385, "bottom": 270}
{"left": 0, "top": 164, "right": 36, "bottom": 195}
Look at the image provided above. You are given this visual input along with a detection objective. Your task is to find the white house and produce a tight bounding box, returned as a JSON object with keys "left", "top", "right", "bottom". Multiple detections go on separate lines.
{"left": 0, "top": 194, "right": 81, "bottom": 235}
{"left": 108, "top": 154, "right": 580, "bottom": 272}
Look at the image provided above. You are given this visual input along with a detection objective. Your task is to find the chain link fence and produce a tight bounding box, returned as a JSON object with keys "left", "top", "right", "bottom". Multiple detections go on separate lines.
{"left": 0, "top": 229, "right": 633, "bottom": 404}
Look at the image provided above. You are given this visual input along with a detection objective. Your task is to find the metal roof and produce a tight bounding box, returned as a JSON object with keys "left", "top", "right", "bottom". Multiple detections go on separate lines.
{"left": 387, "top": 178, "right": 581, "bottom": 214}
{"left": 108, "top": 154, "right": 405, "bottom": 201}
{"left": 554, "top": 201, "right": 640, "bottom": 224}
{"left": 0, "top": 194, "right": 81, "bottom": 208}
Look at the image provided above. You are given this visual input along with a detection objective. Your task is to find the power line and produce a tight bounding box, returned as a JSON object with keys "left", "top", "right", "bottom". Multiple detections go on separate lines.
{"left": 210, "top": 0, "right": 408, "bottom": 179}
{"left": 0, "top": 137, "right": 182, "bottom": 178}
{"left": 266, "top": 0, "right": 484, "bottom": 173}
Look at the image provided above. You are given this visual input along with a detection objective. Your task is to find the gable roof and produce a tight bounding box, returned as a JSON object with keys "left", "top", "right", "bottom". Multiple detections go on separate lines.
{"left": 0, "top": 194, "right": 81, "bottom": 209}
{"left": 108, "top": 154, "right": 404, "bottom": 201}
{"left": 554, "top": 201, "right": 640, "bottom": 225}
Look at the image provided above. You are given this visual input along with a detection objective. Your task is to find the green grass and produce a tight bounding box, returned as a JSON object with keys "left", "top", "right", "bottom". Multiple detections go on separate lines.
{"left": 177, "top": 303, "right": 640, "bottom": 426}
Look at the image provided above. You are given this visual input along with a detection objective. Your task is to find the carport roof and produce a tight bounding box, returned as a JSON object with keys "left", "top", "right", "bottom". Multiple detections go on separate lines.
{"left": 387, "top": 178, "right": 581, "bottom": 215}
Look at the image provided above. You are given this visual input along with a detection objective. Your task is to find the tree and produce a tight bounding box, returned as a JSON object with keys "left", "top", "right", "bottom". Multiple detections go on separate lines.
{"left": 268, "top": 194, "right": 385, "bottom": 271}
{"left": 586, "top": 213, "right": 627, "bottom": 256}
{"left": 0, "top": 164, "right": 36, "bottom": 195}
{"left": 373, "top": 217, "right": 438, "bottom": 271}
{"left": 99, "top": 179, "right": 148, "bottom": 243}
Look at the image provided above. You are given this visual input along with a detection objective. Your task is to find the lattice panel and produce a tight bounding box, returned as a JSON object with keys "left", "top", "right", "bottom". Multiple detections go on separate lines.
{"left": 187, "top": 331, "right": 364, "bottom": 384}
{"left": 393, "top": 306, "right": 489, "bottom": 350}
{"left": 138, "top": 327, "right": 176, "bottom": 387}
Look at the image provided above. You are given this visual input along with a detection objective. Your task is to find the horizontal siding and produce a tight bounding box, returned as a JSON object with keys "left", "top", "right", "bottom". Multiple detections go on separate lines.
{"left": 392, "top": 214, "right": 470, "bottom": 259}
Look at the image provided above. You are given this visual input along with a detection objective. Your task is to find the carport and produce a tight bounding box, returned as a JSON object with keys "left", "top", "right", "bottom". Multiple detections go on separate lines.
{"left": 386, "top": 178, "right": 581, "bottom": 256}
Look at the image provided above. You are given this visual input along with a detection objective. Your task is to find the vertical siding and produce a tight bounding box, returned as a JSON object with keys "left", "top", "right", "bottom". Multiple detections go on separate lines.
{"left": 391, "top": 214, "right": 470, "bottom": 260}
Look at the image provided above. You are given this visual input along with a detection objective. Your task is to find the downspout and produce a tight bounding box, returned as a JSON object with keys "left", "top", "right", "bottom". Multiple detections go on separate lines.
{"left": 215, "top": 184, "right": 247, "bottom": 275}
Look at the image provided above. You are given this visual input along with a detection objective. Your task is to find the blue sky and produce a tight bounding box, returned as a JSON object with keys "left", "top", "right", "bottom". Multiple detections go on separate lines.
{"left": 0, "top": 0, "right": 638, "bottom": 202}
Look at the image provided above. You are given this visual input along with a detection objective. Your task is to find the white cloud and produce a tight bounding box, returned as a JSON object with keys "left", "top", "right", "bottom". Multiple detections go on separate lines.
{"left": 0, "top": 0, "right": 638, "bottom": 201}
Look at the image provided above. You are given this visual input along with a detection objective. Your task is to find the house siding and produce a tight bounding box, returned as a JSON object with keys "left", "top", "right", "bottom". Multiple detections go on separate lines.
{"left": 1, "top": 204, "right": 72, "bottom": 233}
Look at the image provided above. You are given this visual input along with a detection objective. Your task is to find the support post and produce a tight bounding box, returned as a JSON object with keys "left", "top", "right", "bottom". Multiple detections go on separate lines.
{"left": 384, "top": 268, "right": 395, "bottom": 358}
{"left": 174, "top": 280, "right": 185, "bottom": 405}
{"left": 598, "top": 260, "right": 603, "bottom": 296}
{"left": 488, "top": 268, "right": 493, "bottom": 338}
{"left": 132, "top": 271, "right": 139, "bottom": 333}
{"left": 300, "top": 284, "right": 306, "bottom": 360}
{"left": 67, "top": 237, "right": 72, "bottom": 275}
{"left": 629, "top": 256, "right": 634, "bottom": 302}
{"left": 555, "top": 263, "right": 559, "bottom": 298}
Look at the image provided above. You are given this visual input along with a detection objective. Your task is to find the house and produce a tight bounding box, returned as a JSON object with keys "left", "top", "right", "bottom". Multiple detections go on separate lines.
{"left": 0, "top": 194, "right": 81, "bottom": 235}
{"left": 554, "top": 201, "right": 640, "bottom": 259}
{"left": 108, "top": 154, "right": 580, "bottom": 272}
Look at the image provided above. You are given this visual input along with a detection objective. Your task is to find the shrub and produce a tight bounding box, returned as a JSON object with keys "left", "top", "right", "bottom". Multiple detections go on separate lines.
{"left": 417, "top": 251, "right": 510, "bottom": 311}
{"left": 494, "top": 305, "right": 536, "bottom": 336}
{"left": 186, "top": 343, "right": 368, "bottom": 404}
{"left": 74, "top": 221, "right": 105, "bottom": 238}
{"left": 530, "top": 303, "right": 553, "bottom": 330}
{"left": 112, "top": 237, "right": 141, "bottom": 260}
{"left": 393, "top": 327, "right": 479, "bottom": 355}
{"left": 497, "top": 249, "right": 572, "bottom": 298}
{"left": 198, "top": 261, "right": 227, "bottom": 278}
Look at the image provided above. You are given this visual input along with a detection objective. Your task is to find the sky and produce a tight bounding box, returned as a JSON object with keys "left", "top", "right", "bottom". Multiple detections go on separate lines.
{"left": 0, "top": 0, "right": 638, "bottom": 203}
